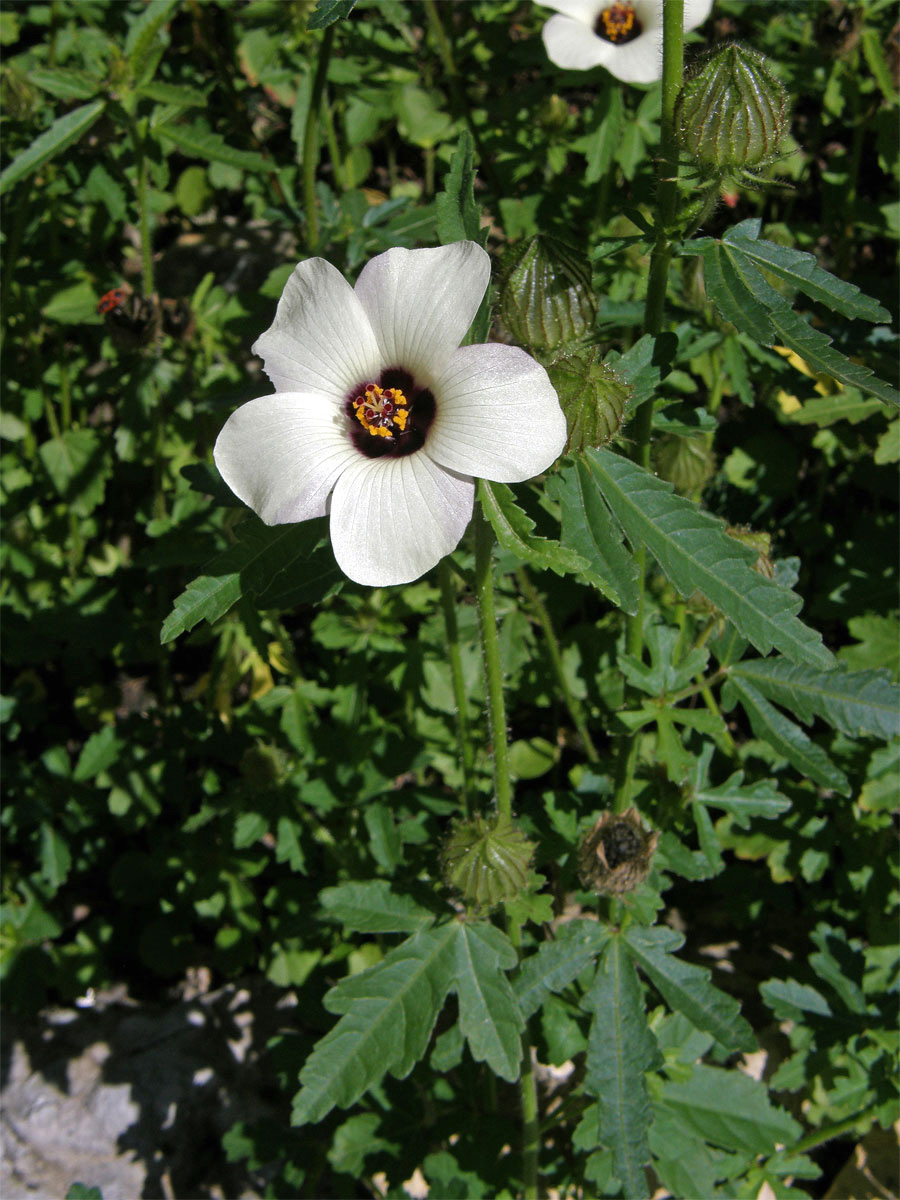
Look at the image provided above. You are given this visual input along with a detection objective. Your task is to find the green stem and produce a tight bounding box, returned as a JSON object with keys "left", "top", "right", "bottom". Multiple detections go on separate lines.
{"left": 784, "top": 1106, "right": 881, "bottom": 1157}
{"left": 438, "top": 558, "right": 474, "bottom": 814}
{"left": 303, "top": 25, "right": 335, "bottom": 251}
{"left": 473, "top": 502, "right": 512, "bottom": 819}
{"left": 321, "top": 87, "right": 344, "bottom": 191}
{"left": 126, "top": 118, "right": 154, "bottom": 297}
{"left": 516, "top": 568, "right": 599, "bottom": 763}
{"left": 505, "top": 917, "right": 539, "bottom": 1199}
{"left": 613, "top": 0, "right": 685, "bottom": 812}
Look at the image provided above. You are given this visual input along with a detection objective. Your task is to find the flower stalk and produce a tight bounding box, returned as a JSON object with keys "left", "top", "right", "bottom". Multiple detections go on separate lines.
{"left": 473, "top": 502, "right": 512, "bottom": 820}
{"left": 438, "top": 558, "right": 474, "bottom": 814}
{"left": 615, "top": 0, "right": 685, "bottom": 812}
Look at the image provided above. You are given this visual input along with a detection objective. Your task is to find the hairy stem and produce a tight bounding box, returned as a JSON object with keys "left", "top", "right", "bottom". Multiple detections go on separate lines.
{"left": 613, "top": 0, "right": 685, "bottom": 812}
{"left": 438, "top": 558, "right": 474, "bottom": 815}
{"left": 473, "top": 502, "right": 512, "bottom": 819}
{"left": 516, "top": 567, "right": 599, "bottom": 763}
{"left": 303, "top": 25, "right": 335, "bottom": 251}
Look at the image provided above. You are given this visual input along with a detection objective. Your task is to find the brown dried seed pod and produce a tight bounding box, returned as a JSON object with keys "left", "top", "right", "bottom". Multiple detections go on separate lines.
{"left": 578, "top": 807, "right": 659, "bottom": 896}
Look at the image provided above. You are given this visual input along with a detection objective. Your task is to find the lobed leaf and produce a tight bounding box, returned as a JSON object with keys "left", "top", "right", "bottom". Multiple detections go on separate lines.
{"left": 514, "top": 920, "right": 611, "bottom": 1020}
{"left": 586, "top": 449, "right": 833, "bottom": 668}
{"left": 692, "top": 770, "right": 791, "bottom": 826}
{"left": 732, "top": 658, "right": 900, "bottom": 742}
{"left": 656, "top": 1063, "right": 801, "bottom": 1155}
{"left": 623, "top": 926, "right": 756, "bottom": 1054}
{"left": 0, "top": 99, "right": 106, "bottom": 196}
{"left": 548, "top": 460, "right": 640, "bottom": 612}
{"left": 723, "top": 676, "right": 850, "bottom": 794}
{"left": 318, "top": 881, "right": 437, "bottom": 933}
{"left": 478, "top": 479, "right": 589, "bottom": 580}
{"left": 293, "top": 923, "right": 458, "bottom": 1125}
{"left": 581, "top": 937, "right": 661, "bottom": 1200}
{"left": 453, "top": 922, "right": 523, "bottom": 1081}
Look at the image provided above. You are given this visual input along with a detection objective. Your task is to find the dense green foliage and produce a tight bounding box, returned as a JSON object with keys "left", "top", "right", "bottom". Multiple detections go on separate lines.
{"left": 2, "top": 1, "right": 898, "bottom": 1197}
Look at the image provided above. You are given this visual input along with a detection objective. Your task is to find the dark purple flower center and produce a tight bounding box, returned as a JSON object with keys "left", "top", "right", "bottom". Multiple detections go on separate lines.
{"left": 345, "top": 367, "right": 436, "bottom": 459}
{"left": 594, "top": 1, "right": 642, "bottom": 44}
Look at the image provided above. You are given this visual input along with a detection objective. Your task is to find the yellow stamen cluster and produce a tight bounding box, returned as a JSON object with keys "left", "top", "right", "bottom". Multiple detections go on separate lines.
{"left": 352, "top": 383, "right": 410, "bottom": 439}
{"left": 598, "top": 1, "right": 637, "bottom": 43}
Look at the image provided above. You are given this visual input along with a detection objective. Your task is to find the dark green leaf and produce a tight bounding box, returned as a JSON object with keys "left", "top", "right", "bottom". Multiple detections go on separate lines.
{"left": 587, "top": 449, "right": 833, "bottom": 668}
{"left": 623, "top": 926, "right": 756, "bottom": 1053}
{"left": 478, "top": 480, "right": 588, "bottom": 580}
{"left": 731, "top": 658, "right": 900, "bottom": 741}
{"left": 125, "top": 0, "right": 179, "bottom": 79}
{"left": 319, "top": 881, "right": 436, "bottom": 933}
{"left": 435, "top": 129, "right": 482, "bottom": 245}
{"left": 73, "top": 726, "right": 124, "bottom": 782}
{"left": 514, "top": 919, "right": 611, "bottom": 1020}
{"left": 156, "top": 123, "right": 270, "bottom": 173}
{"left": 39, "top": 430, "right": 111, "bottom": 517}
{"left": 581, "top": 937, "right": 661, "bottom": 1200}
{"left": 28, "top": 67, "right": 101, "bottom": 100}
{"left": 40, "top": 823, "right": 72, "bottom": 889}
{"left": 0, "top": 99, "right": 106, "bottom": 196}
{"left": 307, "top": 0, "right": 358, "bottom": 29}
{"left": 453, "top": 922, "right": 523, "bottom": 1081}
{"left": 548, "top": 460, "right": 640, "bottom": 612}
{"left": 65, "top": 1187, "right": 103, "bottom": 1200}
{"left": 723, "top": 676, "right": 850, "bottom": 794}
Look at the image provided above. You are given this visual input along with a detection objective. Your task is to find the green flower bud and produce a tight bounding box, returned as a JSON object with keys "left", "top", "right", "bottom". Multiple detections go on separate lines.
{"left": 578, "top": 807, "right": 659, "bottom": 897}
{"left": 654, "top": 434, "right": 716, "bottom": 496}
{"left": 499, "top": 236, "right": 596, "bottom": 352}
{"left": 675, "top": 44, "right": 791, "bottom": 175}
{"left": 547, "top": 348, "right": 630, "bottom": 455}
{"left": 442, "top": 813, "right": 534, "bottom": 912}
{"left": 726, "top": 524, "right": 775, "bottom": 579}
{"left": 537, "top": 93, "right": 570, "bottom": 131}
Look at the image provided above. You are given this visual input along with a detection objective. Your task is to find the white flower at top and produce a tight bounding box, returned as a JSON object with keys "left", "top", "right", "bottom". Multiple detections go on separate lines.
{"left": 214, "top": 242, "right": 567, "bottom": 588}
{"left": 539, "top": 0, "right": 713, "bottom": 83}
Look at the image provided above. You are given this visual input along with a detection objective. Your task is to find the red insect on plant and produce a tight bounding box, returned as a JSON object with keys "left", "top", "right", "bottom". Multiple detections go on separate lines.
{"left": 97, "top": 286, "right": 128, "bottom": 315}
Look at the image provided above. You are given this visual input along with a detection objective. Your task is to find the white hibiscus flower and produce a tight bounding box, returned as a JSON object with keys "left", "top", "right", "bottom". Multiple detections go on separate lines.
{"left": 214, "top": 242, "right": 566, "bottom": 587}
{"left": 539, "top": 0, "right": 713, "bottom": 83}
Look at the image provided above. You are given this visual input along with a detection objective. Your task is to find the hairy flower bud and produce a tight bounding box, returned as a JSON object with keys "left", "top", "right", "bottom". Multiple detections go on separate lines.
{"left": 578, "top": 808, "right": 658, "bottom": 896}
{"left": 547, "top": 348, "right": 630, "bottom": 455}
{"left": 500, "top": 236, "right": 596, "bottom": 352}
{"left": 675, "top": 44, "right": 791, "bottom": 175}
{"left": 442, "top": 813, "right": 534, "bottom": 911}
{"left": 654, "top": 434, "right": 716, "bottom": 496}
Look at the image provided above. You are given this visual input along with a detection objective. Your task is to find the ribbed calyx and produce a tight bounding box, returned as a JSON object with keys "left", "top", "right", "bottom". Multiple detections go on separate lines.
{"left": 578, "top": 808, "right": 658, "bottom": 896}
{"left": 654, "top": 434, "right": 716, "bottom": 496}
{"left": 675, "top": 44, "right": 791, "bottom": 175}
{"left": 442, "top": 813, "right": 534, "bottom": 911}
{"left": 547, "top": 347, "right": 630, "bottom": 455}
{"left": 499, "top": 235, "right": 596, "bottom": 352}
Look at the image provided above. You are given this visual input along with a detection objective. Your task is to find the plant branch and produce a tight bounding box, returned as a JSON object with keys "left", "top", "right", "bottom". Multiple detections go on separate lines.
{"left": 438, "top": 558, "right": 474, "bottom": 814}
{"left": 473, "top": 502, "right": 512, "bottom": 819}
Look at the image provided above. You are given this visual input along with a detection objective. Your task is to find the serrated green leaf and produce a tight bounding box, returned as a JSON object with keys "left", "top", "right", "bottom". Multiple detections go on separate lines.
{"left": 693, "top": 237, "right": 775, "bottom": 343}
{"left": 478, "top": 480, "right": 588, "bottom": 579}
{"left": 722, "top": 220, "right": 891, "bottom": 323}
{"left": 692, "top": 771, "right": 791, "bottom": 825}
{"left": 135, "top": 80, "right": 208, "bottom": 108}
{"left": 28, "top": 67, "right": 101, "bottom": 100}
{"left": 275, "top": 817, "right": 306, "bottom": 873}
{"left": 861, "top": 26, "right": 899, "bottom": 106}
{"left": 623, "top": 926, "right": 756, "bottom": 1054}
{"left": 125, "top": 0, "right": 178, "bottom": 77}
{"left": 319, "top": 881, "right": 436, "bottom": 933}
{"left": 454, "top": 922, "right": 523, "bottom": 1081}
{"left": 787, "top": 390, "right": 886, "bottom": 426}
{"left": 0, "top": 99, "right": 106, "bottom": 196}
{"left": 514, "top": 919, "right": 611, "bottom": 1020}
{"left": 767, "top": 306, "right": 900, "bottom": 408}
{"left": 548, "top": 460, "right": 640, "bottom": 612}
{"left": 293, "top": 923, "right": 457, "bottom": 1125}
{"left": 156, "top": 123, "right": 269, "bottom": 173}
{"left": 161, "top": 519, "right": 329, "bottom": 643}
{"left": 723, "top": 675, "right": 850, "bottom": 794}
{"left": 586, "top": 449, "right": 833, "bottom": 668}
{"left": 656, "top": 1063, "right": 801, "bottom": 1155}
{"left": 732, "top": 658, "right": 900, "bottom": 741}
{"left": 583, "top": 86, "right": 624, "bottom": 184}
{"left": 40, "top": 823, "right": 72, "bottom": 889}
{"left": 307, "top": 0, "right": 358, "bottom": 29}
{"left": 581, "top": 938, "right": 660, "bottom": 1200}
{"left": 435, "top": 128, "right": 481, "bottom": 245}
{"left": 607, "top": 332, "right": 679, "bottom": 413}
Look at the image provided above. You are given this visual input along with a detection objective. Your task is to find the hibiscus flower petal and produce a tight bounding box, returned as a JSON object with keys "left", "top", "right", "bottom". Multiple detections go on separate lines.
{"left": 252, "top": 258, "right": 382, "bottom": 396}
{"left": 538, "top": 0, "right": 601, "bottom": 21}
{"left": 541, "top": 14, "right": 617, "bottom": 70}
{"left": 329, "top": 452, "right": 474, "bottom": 586}
{"left": 426, "top": 344, "right": 566, "bottom": 483}
{"left": 214, "top": 393, "right": 358, "bottom": 525}
{"left": 354, "top": 243, "right": 490, "bottom": 385}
